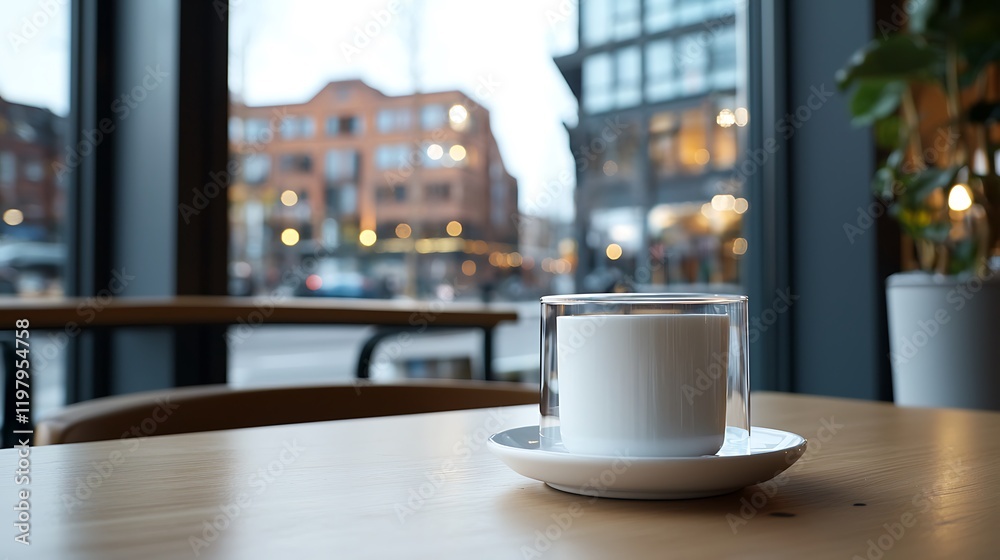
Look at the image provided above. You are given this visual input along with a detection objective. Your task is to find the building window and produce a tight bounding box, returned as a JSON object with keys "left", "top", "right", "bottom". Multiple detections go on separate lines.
{"left": 24, "top": 160, "right": 44, "bottom": 182}
{"left": 421, "top": 104, "right": 447, "bottom": 130}
{"left": 280, "top": 116, "right": 315, "bottom": 139}
{"left": 243, "top": 154, "right": 270, "bottom": 184}
{"left": 229, "top": 117, "right": 243, "bottom": 141}
{"left": 326, "top": 115, "right": 363, "bottom": 136}
{"left": 646, "top": 29, "right": 724, "bottom": 103}
{"left": 393, "top": 184, "right": 406, "bottom": 202}
{"left": 583, "top": 0, "right": 640, "bottom": 47}
{"left": 279, "top": 153, "right": 313, "bottom": 173}
{"left": 711, "top": 25, "right": 738, "bottom": 90}
{"left": 325, "top": 149, "right": 358, "bottom": 181}
{"left": 649, "top": 111, "right": 680, "bottom": 177}
{"left": 676, "top": 34, "right": 709, "bottom": 96}
{"left": 376, "top": 108, "right": 412, "bottom": 133}
{"left": 326, "top": 184, "right": 357, "bottom": 215}
{"left": 375, "top": 144, "right": 410, "bottom": 170}
{"left": 0, "top": 152, "right": 15, "bottom": 186}
{"left": 583, "top": 47, "right": 640, "bottom": 114}
{"left": 426, "top": 182, "right": 450, "bottom": 201}
{"left": 650, "top": 106, "right": 725, "bottom": 177}
{"left": 645, "top": 0, "right": 733, "bottom": 33}
{"left": 244, "top": 118, "right": 270, "bottom": 143}
{"left": 645, "top": 39, "right": 675, "bottom": 102}
{"left": 584, "top": 119, "right": 639, "bottom": 179}
{"left": 677, "top": 107, "right": 709, "bottom": 174}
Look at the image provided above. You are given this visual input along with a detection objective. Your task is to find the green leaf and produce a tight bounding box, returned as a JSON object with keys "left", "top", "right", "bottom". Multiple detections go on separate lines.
{"left": 961, "top": 43, "right": 1000, "bottom": 86}
{"left": 873, "top": 115, "right": 903, "bottom": 150}
{"left": 849, "top": 80, "right": 905, "bottom": 125}
{"left": 837, "top": 35, "right": 942, "bottom": 89}
{"left": 948, "top": 238, "right": 978, "bottom": 275}
{"left": 929, "top": 0, "right": 1000, "bottom": 49}
{"left": 901, "top": 166, "right": 960, "bottom": 203}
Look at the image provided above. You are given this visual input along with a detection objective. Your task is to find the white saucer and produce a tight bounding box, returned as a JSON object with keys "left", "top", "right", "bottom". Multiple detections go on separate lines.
{"left": 488, "top": 426, "right": 807, "bottom": 500}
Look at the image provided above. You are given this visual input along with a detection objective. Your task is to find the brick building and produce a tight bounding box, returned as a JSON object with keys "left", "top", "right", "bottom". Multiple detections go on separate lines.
{"left": 0, "top": 94, "right": 65, "bottom": 242}
{"left": 229, "top": 80, "right": 519, "bottom": 294}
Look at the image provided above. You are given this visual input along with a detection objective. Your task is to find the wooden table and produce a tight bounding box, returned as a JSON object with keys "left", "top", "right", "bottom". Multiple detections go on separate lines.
{"left": 2, "top": 392, "right": 998, "bottom": 559}
{"left": 0, "top": 296, "right": 517, "bottom": 331}
{"left": 0, "top": 295, "right": 517, "bottom": 376}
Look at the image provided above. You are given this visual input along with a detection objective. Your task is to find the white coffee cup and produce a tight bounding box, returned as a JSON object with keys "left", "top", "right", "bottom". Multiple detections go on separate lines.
{"left": 556, "top": 313, "right": 729, "bottom": 457}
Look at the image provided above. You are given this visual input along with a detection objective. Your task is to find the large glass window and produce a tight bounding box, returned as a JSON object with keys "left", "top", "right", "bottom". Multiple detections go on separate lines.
{"left": 374, "top": 144, "right": 409, "bottom": 170}
{"left": 325, "top": 149, "right": 358, "bottom": 182}
{"left": 278, "top": 153, "right": 313, "bottom": 173}
{"left": 227, "top": 0, "right": 749, "bottom": 386}
{"left": 0, "top": 0, "right": 71, "bottom": 418}
{"left": 376, "top": 108, "right": 412, "bottom": 133}
{"left": 421, "top": 104, "right": 447, "bottom": 130}
{"left": 244, "top": 154, "right": 271, "bottom": 184}
{"left": 583, "top": 47, "right": 641, "bottom": 114}
{"left": 583, "top": 0, "right": 640, "bottom": 47}
{"left": 327, "top": 115, "right": 363, "bottom": 136}
{"left": 280, "top": 116, "right": 315, "bottom": 139}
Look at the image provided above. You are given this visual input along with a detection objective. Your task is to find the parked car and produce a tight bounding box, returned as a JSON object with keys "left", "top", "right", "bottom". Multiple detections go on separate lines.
{"left": 293, "top": 271, "right": 383, "bottom": 299}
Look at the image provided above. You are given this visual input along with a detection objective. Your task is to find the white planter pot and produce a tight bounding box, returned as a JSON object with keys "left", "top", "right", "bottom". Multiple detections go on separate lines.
{"left": 886, "top": 270, "right": 1000, "bottom": 410}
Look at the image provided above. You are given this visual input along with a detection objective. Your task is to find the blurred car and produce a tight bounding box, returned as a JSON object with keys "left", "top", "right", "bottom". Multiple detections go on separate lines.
{"left": 294, "top": 271, "right": 384, "bottom": 299}
{"left": 0, "top": 242, "right": 65, "bottom": 295}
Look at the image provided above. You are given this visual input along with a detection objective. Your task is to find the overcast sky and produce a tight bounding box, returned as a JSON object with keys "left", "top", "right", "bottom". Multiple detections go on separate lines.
{"left": 0, "top": 1, "right": 71, "bottom": 116}
{"left": 0, "top": 0, "right": 579, "bottom": 220}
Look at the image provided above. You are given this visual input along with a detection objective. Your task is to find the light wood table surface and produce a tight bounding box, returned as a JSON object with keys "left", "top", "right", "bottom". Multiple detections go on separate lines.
{"left": 1, "top": 392, "right": 998, "bottom": 559}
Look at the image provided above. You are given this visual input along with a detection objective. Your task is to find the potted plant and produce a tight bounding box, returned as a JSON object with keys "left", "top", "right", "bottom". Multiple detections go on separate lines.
{"left": 838, "top": 0, "right": 1000, "bottom": 409}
